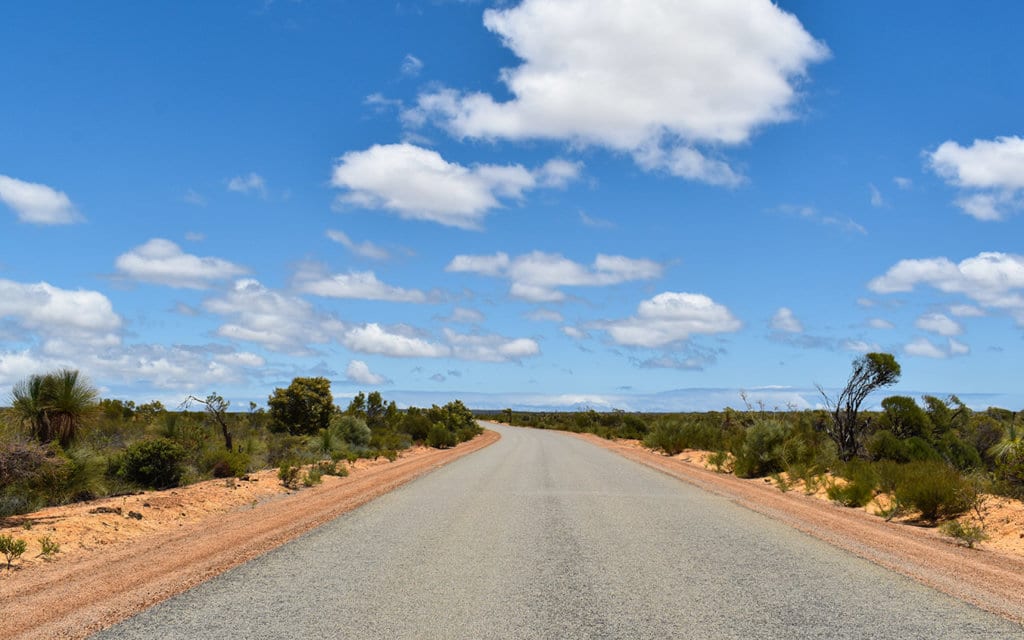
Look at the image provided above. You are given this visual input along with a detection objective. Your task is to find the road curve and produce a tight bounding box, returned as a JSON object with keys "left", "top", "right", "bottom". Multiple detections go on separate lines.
{"left": 95, "top": 424, "right": 1021, "bottom": 639}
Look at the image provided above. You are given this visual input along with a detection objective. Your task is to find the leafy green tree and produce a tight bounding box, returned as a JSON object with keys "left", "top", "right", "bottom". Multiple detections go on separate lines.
{"left": 817, "top": 353, "right": 901, "bottom": 461}
{"left": 878, "top": 396, "right": 931, "bottom": 440}
{"left": 346, "top": 392, "right": 367, "bottom": 417}
{"left": 267, "top": 377, "right": 334, "bottom": 435}
{"left": 11, "top": 369, "right": 98, "bottom": 448}
{"left": 366, "top": 391, "right": 385, "bottom": 430}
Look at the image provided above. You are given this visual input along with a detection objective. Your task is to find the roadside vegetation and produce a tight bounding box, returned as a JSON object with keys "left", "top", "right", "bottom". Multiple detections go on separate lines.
{"left": 0, "top": 370, "right": 482, "bottom": 524}
{"left": 489, "top": 353, "right": 1024, "bottom": 546}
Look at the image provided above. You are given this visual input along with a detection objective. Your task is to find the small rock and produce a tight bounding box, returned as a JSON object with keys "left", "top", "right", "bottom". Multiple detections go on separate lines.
{"left": 127, "top": 511, "right": 143, "bottom": 520}
{"left": 142, "top": 502, "right": 151, "bottom": 508}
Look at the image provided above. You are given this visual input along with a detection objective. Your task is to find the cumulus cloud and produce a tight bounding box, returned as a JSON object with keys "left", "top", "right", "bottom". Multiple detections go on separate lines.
{"left": 927, "top": 136, "right": 1024, "bottom": 220}
{"left": 443, "top": 329, "right": 540, "bottom": 362}
{"left": 205, "top": 279, "right": 344, "bottom": 354}
{"left": 869, "top": 252, "right": 1024, "bottom": 318}
{"left": 293, "top": 265, "right": 427, "bottom": 303}
{"left": 915, "top": 312, "right": 962, "bottom": 336}
{"left": 601, "top": 292, "right": 742, "bottom": 348}
{"left": 227, "top": 172, "right": 267, "bottom": 197}
{"left": 0, "top": 174, "right": 82, "bottom": 224}
{"left": 448, "top": 307, "right": 485, "bottom": 324}
{"left": 408, "top": 0, "right": 827, "bottom": 185}
{"left": 331, "top": 143, "right": 579, "bottom": 229}
{"left": 949, "top": 304, "right": 985, "bottom": 318}
{"left": 446, "top": 251, "right": 661, "bottom": 302}
{"left": 526, "top": 309, "right": 563, "bottom": 323}
{"left": 770, "top": 307, "right": 803, "bottom": 333}
{"left": 868, "top": 318, "right": 895, "bottom": 330}
{"left": 0, "top": 279, "right": 122, "bottom": 351}
{"left": 115, "top": 239, "right": 248, "bottom": 289}
{"left": 325, "top": 229, "right": 390, "bottom": 260}
{"left": 904, "top": 337, "right": 970, "bottom": 359}
{"left": 843, "top": 340, "right": 881, "bottom": 354}
{"left": 343, "top": 323, "right": 450, "bottom": 358}
{"left": 346, "top": 360, "right": 390, "bottom": 385}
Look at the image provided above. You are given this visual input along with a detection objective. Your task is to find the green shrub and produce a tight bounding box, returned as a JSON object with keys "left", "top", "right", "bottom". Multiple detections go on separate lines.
{"left": 302, "top": 465, "right": 323, "bottom": 487}
{"left": 903, "top": 436, "right": 941, "bottom": 462}
{"left": 643, "top": 420, "right": 688, "bottom": 455}
{"left": 994, "top": 442, "right": 1024, "bottom": 498}
{"left": 331, "top": 414, "right": 372, "bottom": 448}
{"left": 707, "top": 450, "right": 731, "bottom": 473}
{"left": 644, "top": 418, "right": 724, "bottom": 455}
{"left": 119, "top": 438, "right": 186, "bottom": 489}
{"left": 939, "top": 519, "right": 988, "bottom": 548}
{"left": 866, "top": 430, "right": 908, "bottom": 462}
{"left": 277, "top": 462, "right": 300, "bottom": 489}
{"left": 935, "top": 432, "right": 982, "bottom": 471}
{"left": 894, "top": 461, "right": 975, "bottom": 522}
{"left": 204, "top": 449, "right": 250, "bottom": 478}
{"left": 0, "top": 535, "right": 28, "bottom": 569}
{"left": 426, "top": 424, "right": 457, "bottom": 449}
{"left": 828, "top": 460, "right": 878, "bottom": 507}
{"left": 38, "top": 535, "right": 60, "bottom": 558}
{"left": 733, "top": 419, "right": 790, "bottom": 478}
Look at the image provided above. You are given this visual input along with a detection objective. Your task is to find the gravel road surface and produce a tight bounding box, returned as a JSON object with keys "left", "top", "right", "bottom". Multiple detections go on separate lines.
{"left": 96, "top": 424, "right": 1022, "bottom": 639}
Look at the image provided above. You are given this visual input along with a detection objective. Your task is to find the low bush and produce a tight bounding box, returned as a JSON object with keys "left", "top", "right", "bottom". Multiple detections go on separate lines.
{"left": 0, "top": 534, "right": 27, "bottom": 569}
{"left": 38, "top": 535, "right": 60, "bottom": 558}
{"left": 732, "top": 419, "right": 790, "bottom": 478}
{"left": 119, "top": 438, "right": 186, "bottom": 489}
{"left": 277, "top": 462, "right": 300, "bottom": 489}
{"left": 939, "top": 519, "right": 988, "bottom": 548}
{"left": 426, "top": 424, "right": 457, "bottom": 449}
{"left": 827, "top": 460, "right": 877, "bottom": 507}
{"left": 204, "top": 449, "right": 250, "bottom": 478}
{"left": 894, "top": 461, "right": 976, "bottom": 522}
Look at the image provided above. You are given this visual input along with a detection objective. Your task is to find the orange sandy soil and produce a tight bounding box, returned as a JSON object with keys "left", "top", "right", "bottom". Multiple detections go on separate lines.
{"left": 575, "top": 433, "right": 1024, "bottom": 624}
{"left": 0, "top": 430, "right": 499, "bottom": 640}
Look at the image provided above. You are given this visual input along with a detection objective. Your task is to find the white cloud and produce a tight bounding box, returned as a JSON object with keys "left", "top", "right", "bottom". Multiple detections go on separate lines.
{"left": 537, "top": 159, "right": 583, "bottom": 188}
{"left": 448, "top": 307, "right": 485, "bottom": 324}
{"left": 914, "top": 312, "right": 962, "bottom": 336}
{"left": 409, "top": 0, "right": 827, "bottom": 185}
{"left": 115, "top": 238, "right": 248, "bottom": 289}
{"left": 904, "top": 337, "right": 970, "bottom": 360}
{"left": 579, "top": 211, "right": 615, "bottom": 229}
{"left": 401, "top": 54, "right": 424, "bottom": 76}
{"left": 446, "top": 250, "right": 661, "bottom": 301}
{"left": 949, "top": 304, "right": 985, "bottom": 318}
{"left": 343, "top": 323, "right": 450, "bottom": 358}
{"left": 443, "top": 329, "right": 540, "bottom": 362}
{"left": 346, "top": 360, "right": 389, "bottom": 385}
{"left": 331, "top": 143, "right": 576, "bottom": 229}
{"left": 868, "top": 318, "right": 895, "bottom": 330}
{"left": 905, "top": 337, "right": 947, "bottom": 359}
{"left": 294, "top": 265, "right": 427, "bottom": 303}
{"left": 894, "top": 176, "right": 912, "bottom": 190}
{"left": 227, "top": 172, "right": 267, "bottom": 198}
{"left": 869, "top": 252, "right": 1024, "bottom": 315}
{"left": 869, "top": 183, "right": 884, "bottom": 207}
{"left": 0, "top": 174, "right": 82, "bottom": 224}
{"left": 843, "top": 340, "right": 881, "bottom": 354}
{"left": 205, "top": 279, "right": 344, "bottom": 354}
{"left": 183, "top": 189, "right": 207, "bottom": 207}
{"left": 325, "top": 229, "right": 390, "bottom": 260}
{"left": 602, "top": 292, "right": 742, "bottom": 348}
{"left": 0, "top": 279, "right": 122, "bottom": 351}
{"left": 562, "top": 326, "right": 586, "bottom": 340}
{"left": 770, "top": 307, "right": 803, "bottom": 333}
{"left": 526, "top": 309, "right": 563, "bottom": 323}
{"left": 927, "top": 136, "right": 1024, "bottom": 220}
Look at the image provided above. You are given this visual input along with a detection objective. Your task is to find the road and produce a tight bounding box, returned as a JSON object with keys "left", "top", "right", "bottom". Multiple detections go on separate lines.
{"left": 95, "top": 424, "right": 1021, "bottom": 639}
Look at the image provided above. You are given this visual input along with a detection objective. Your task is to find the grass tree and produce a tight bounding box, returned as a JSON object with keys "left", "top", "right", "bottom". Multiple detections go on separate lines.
{"left": 12, "top": 369, "right": 99, "bottom": 448}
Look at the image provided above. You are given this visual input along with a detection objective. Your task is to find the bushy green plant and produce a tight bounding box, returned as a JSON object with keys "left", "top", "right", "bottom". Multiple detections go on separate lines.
{"left": 939, "top": 519, "right": 989, "bottom": 548}
{"left": 204, "top": 448, "right": 250, "bottom": 478}
{"left": 894, "top": 461, "right": 975, "bottom": 522}
{"left": 707, "top": 450, "right": 731, "bottom": 473}
{"left": 277, "top": 461, "right": 300, "bottom": 489}
{"left": 331, "top": 414, "right": 372, "bottom": 448}
{"left": 426, "top": 424, "right": 457, "bottom": 449}
{"left": 0, "top": 535, "right": 28, "bottom": 569}
{"left": 119, "top": 438, "right": 186, "bottom": 489}
{"left": 732, "top": 419, "right": 790, "bottom": 478}
{"left": 643, "top": 419, "right": 688, "bottom": 455}
{"left": 866, "top": 429, "right": 909, "bottom": 462}
{"left": 827, "top": 460, "right": 877, "bottom": 507}
{"left": 38, "top": 535, "right": 60, "bottom": 558}
{"left": 302, "top": 465, "right": 323, "bottom": 487}
{"left": 994, "top": 442, "right": 1024, "bottom": 499}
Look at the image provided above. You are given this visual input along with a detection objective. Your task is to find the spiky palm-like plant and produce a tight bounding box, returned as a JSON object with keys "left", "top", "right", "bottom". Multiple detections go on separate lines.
{"left": 11, "top": 369, "right": 98, "bottom": 448}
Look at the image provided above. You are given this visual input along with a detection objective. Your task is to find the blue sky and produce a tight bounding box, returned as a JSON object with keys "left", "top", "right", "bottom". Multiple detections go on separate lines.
{"left": 2, "top": 0, "right": 1024, "bottom": 412}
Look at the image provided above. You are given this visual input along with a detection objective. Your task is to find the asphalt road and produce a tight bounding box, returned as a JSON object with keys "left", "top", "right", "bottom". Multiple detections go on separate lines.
{"left": 95, "top": 424, "right": 1022, "bottom": 639}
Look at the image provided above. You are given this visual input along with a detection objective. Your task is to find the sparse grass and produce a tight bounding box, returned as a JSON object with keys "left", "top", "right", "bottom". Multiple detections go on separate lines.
{"left": 940, "top": 519, "right": 989, "bottom": 548}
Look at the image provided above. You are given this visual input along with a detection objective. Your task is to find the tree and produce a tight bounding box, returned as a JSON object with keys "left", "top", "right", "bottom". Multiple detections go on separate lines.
{"left": 182, "top": 393, "right": 233, "bottom": 451}
{"left": 11, "top": 369, "right": 98, "bottom": 448}
{"left": 267, "top": 377, "right": 333, "bottom": 435}
{"left": 878, "top": 395, "right": 931, "bottom": 440}
{"left": 817, "top": 353, "right": 901, "bottom": 461}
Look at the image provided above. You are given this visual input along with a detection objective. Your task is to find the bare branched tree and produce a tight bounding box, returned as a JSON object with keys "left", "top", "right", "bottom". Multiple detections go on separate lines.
{"left": 817, "top": 353, "right": 901, "bottom": 461}
{"left": 182, "top": 393, "right": 233, "bottom": 451}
